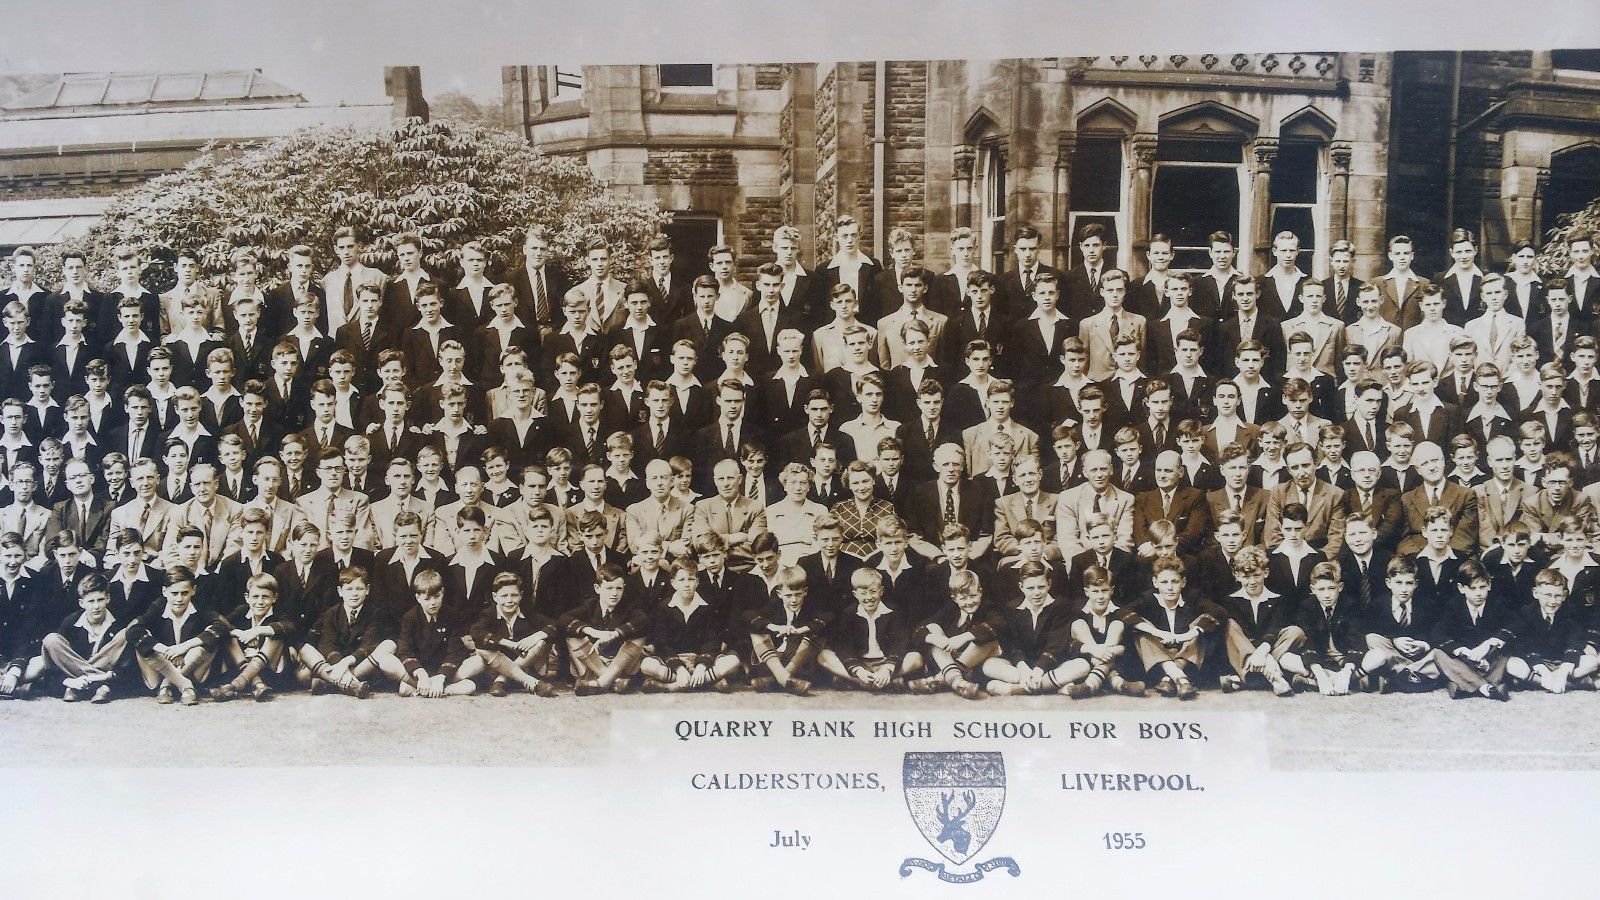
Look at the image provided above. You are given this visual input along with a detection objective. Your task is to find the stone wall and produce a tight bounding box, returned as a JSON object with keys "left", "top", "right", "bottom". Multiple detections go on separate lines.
{"left": 643, "top": 149, "right": 739, "bottom": 186}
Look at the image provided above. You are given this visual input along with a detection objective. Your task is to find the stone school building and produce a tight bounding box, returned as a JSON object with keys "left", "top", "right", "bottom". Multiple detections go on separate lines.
{"left": 501, "top": 51, "right": 1600, "bottom": 279}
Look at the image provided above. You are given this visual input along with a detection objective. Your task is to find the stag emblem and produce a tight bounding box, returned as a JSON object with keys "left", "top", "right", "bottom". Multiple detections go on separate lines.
{"left": 902, "top": 752, "right": 1016, "bottom": 880}
{"left": 935, "top": 790, "right": 977, "bottom": 856}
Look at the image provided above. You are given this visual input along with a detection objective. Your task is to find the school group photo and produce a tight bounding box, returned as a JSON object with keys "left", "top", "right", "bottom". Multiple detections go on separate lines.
{"left": 2, "top": 217, "right": 1599, "bottom": 709}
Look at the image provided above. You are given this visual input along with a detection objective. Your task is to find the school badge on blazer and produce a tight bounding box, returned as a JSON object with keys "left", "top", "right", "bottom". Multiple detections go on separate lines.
{"left": 899, "top": 751, "right": 1020, "bottom": 882}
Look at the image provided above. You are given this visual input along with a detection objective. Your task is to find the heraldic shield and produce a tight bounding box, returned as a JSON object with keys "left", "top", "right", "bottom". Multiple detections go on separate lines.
{"left": 900, "top": 751, "right": 1020, "bottom": 883}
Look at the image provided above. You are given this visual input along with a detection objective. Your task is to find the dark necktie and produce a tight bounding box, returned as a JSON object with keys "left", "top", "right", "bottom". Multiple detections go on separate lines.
{"left": 362, "top": 319, "right": 374, "bottom": 350}
{"left": 976, "top": 310, "right": 986, "bottom": 335}
{"left": 342, "top": 276, "right": 354, "bottom": 323}
{"left": 534, "top": 270, "right": 549, "bottom": 324}
{"left": 724, "top": 424, "right": 736, "bottom": 457}
{"left": 1358, "top": 562, "right": 1372, "bottom": 607}
{"left": 944, "top": 485, "right": 956, "bottom": 523}
{"left": 1334, "top": 280, "right": 1348, "bottom": 320}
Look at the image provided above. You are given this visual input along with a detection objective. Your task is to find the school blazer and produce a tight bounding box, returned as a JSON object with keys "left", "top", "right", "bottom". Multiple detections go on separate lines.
{"left": 1127, "top": 596, "right": 1225, "bottom": 638}
{"left": 1216, "top": 588, "right": 1297, "bottom": 644}
{"left": 1292, "top": 599, "right": 1368, "bottom": 666}
{"left": 1435, "top": 270, "right": 1484, "bottom": 327}
{"left": 395, "top": 606, "right": 468, "bottom": 677}
{"left": 1502, "top": 603, "right": 1585, "bottom": 663}
{"left": 913, "top": 600, "right": 1006, "bottom": 650}
{"left": 1056, "top": 483, "right": 1135, "bottom": 559}
{"left": 1362, "top": 588, "right": 1437, "bottom": 643}
{"left": 1396, "top": 482, "right": 1479, "bottom": 556}
{"left": 797, "top": 551, "right": 865, "bottom": 617}
{"left": 649, "top": 598, "right": 727, "bottom": 663}
{"left": 506, "top": 265, "right": 574, "bottom": 334}
{"left": 734, "top": 304, "right": 808, "bottom": 376}
{"left": 307, "top": 602, "right": 385, "bottom": 662}
{"left": 1263, "top": 479, "right": 1348, "bottom": 559}
{"left": 1427, "top": 595, "right": 1514, "bottom": 655}
{"left": 1218, "top": 313, "right": 1286, "bottom": 378}
{"left": 1001, "top": 264, "right": 1065, "bottom": 321}
{"left": 1258, "top": 274, "right": 1306, "bottom": 322}
{"left": 995, "top": 599, "right": 1076, "bottom": 668}
{"left": 1391, "top": 400, "right": 1461, "bottom": 448}
{"left": 560, "top": 589, "right": 649, "bottom": 645}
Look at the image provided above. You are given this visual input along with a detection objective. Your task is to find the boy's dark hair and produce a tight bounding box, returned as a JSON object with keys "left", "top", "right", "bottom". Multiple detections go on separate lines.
{"left": 1080, "top": 564, "right": 1111, "bottom": 589}
{"left": 1018, "top": 560, "right": 1052, "bottom": 584}
{"left": 338, "top": 566, "right": 369, "bottom": 588}
{"left": 595, "top": 562, "right": 627, "bottom": 584}
{"left": 492, "top": 571, "right": 524, "bottom": 594}
{"left": 77, "top": 572, "right": 109, "bottom": 598}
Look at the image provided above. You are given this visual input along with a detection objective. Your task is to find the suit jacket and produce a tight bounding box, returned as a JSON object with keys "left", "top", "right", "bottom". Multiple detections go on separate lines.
{"left": 1055, "top": 483, "right": 1135, "bottom": 559}
{"left": 1132, "top": 486, "right": 1212, "bottom": 556}
{"left": 1218, "top": 312, "right": 1286, "bottom": 377}
{"left": 903, "top": 481, "right": 991, "bottom": 548}
{"left": 671, "top": 313, "right": 739, "bottom": 382}
{"left": 961, "top": 419, "right": 1038, "bottom": 477}
{"left": 992, "top": 491, "right": 1060, "bottom": 559}
{"left": 735, "top": 302, "right": 807, "bottom": 377}
{"left": 1342, "top": 485, "right": 1405, "bottom": 552}
{"left": 1397, "top": 481, "right": 1479, "bottom": 556}
{"left": 1258, "top": 272, "right": 1307, "bottom": 322}
{"left": 506, "top": 264, "right": 574, "bottom": 334}
{"left": 999, "top": 264, "right": 1064, "bottom": 322}
{"left": 1363, "top": 272, "right": 1427, "bottom": 326}
{"left": 876, "top": 306, "right": 950, "bottom": 370}
{"left": 1435, "top": 270, "right": 1484, "bottom": 327}
{"left": 1343, "top": 318, "right": 1402, "bottom": 369}
{"left": 105, "top": 495, "right": 174, "bottom": 557}
{"left": 1207, "top": 486, "right": 1269, "bottom": 546}
{"left": 295, "top": 487, "right": 378, "bottom": 551}
{"left": 1474, "top": 479, "right": 1535, "bottom": 551}
{"left": 161, "top": 495, "right": 243, "bottom": 571}
{"left": 1263, "top": 479, "right": 1348, "bottom": 558}
{"left": 1321, "top": 275, "right": 1366, "bottom": 324}
{"left": 690, "top": 494, "right": 768, "bottom": 566}
{"left": 44, "top": 496, "right": 112, "bottom": 559}
{"left": 1077, "top": 310, "right": 1147, "bottom": 381}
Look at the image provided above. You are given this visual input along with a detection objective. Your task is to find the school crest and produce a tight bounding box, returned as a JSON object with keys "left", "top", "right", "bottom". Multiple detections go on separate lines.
{"left": 899, "top": 751, "right": 1020, "bottom": 882}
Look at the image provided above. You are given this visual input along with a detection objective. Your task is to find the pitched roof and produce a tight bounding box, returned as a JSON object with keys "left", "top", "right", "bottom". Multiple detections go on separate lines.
{"left": 3, "top": 70, "right": 305, "bottom": 113}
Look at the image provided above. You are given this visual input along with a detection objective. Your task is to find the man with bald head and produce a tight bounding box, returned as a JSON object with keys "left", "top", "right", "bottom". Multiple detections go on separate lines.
{"left": 1133, "top": 450, "right": 1212, "bottom": 557}
{"left": 1342, "top": 449, "right": 1404, "bottom": 554}
{"left": 626, "top": 458, "right": 693, "bottom": 559}
{"left": 1056, "top": 448, "right": 1134, "bottom": 560}
{"left": 1397, "top": 441, "right": 1479, "bottom": 556}
{"left": 691, "top": 457, "right": 768, "bottom": 571}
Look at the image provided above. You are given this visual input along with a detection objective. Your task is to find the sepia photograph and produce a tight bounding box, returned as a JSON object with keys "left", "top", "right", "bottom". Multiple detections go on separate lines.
{"left": 2, "top": 1, "right": 1599, "bottom": 895}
